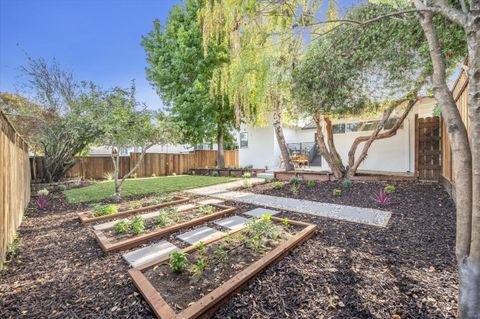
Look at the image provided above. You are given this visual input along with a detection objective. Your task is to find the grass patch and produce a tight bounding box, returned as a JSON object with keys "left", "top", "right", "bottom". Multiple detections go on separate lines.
{"left": 64, "top": 175, "right": 238, "bottom": 204}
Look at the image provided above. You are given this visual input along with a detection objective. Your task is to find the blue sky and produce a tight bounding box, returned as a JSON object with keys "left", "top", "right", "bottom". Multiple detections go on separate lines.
{"left": 0, "top": 0, "right": 359, "bottom": 110}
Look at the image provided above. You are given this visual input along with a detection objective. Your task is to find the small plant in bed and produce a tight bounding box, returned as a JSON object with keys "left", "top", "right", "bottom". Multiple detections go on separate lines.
{"left": 306, "top": 180, "right": 316, "bottom": 188}
{"left": 36, "top": 195, "right": 50, "bottom": 210}
{"left": 384, "top": 184, "right": 395, "bottom": 194}
{"left": 155, "top": 210, "right": 172, "bottom": 227}
{"left": 93, "top": 204, "right": 118, "bottom": 217}
{"left": 373, "top": 189, "right": 392, "bottom": 205}
{"left": 169, "top": 251, "right": 188, "bottom": 273}
{"left": 199, "top": 205, "right": 215, "bottom": 215}
{"left": 273, "top": 181, "right": 284, "bottom": 190}
{"left": 114, "top": 220, "right": 129, "bottom": 234}
{"left": 190, "top": 242, "right": 208, "bottom": 278}
{"left": 129, "top": 216, "right": 146, "bottom": 235}
{"left": 37, "top": 188, "right": 49, "bottom": 196}
{"left": 342, "top": 178, "right": 353, "bottom": 189}
{"left": 289, "top": 176, "right": 298, "bottom": 186}
{"left": 290, "top": 184, "right": 299, "bottom": 195}
{"left": 57, "top": 184, "right": 67, "bottom": 191}
{"left": 126, "top": 200, "right": 143, "bottom": 211}
{"left": 332, "top": 189, "right": 342, "bottom": 196}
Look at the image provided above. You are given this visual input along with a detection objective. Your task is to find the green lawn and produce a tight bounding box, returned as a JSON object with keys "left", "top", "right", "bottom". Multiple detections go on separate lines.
{"left": 63, "top": 175, "right": 238, "bottom": 204}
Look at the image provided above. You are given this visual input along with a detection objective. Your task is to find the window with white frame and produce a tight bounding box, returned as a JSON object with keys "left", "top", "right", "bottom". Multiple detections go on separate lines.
{"left": 239, "top": 132, "right": 248, "bottom": 148}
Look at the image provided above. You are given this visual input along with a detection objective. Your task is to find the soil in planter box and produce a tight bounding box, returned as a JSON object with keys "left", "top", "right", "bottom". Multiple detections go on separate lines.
{"left": 104, "top": 206, "right": 220, "bottom": 243}
{"left": 87, "top": 195, "right": 175, "bottom": 218}
{"left": 143, "top": 221, "right": 302, "bottom": 311}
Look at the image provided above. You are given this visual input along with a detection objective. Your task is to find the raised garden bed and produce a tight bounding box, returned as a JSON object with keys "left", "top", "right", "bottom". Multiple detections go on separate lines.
{"left": 129, "top": 216, "right": 316, "bottom": 319}
{"left": 274, "top": 170, "right": 416, "bottom": 182}
{"left": 78, "top": 196, "right": 189, "bottom": 224}
{"left": 94, "top": 203, "right": 236, "bottom": 252}
{"left": 191, "top": 168, "right": 265, "bottom": 178}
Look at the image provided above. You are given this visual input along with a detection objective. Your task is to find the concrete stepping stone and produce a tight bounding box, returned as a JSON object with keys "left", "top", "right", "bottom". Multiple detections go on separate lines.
{"left": 197, "top": 198, "right": 224, "bottom": 205}
{"left": 244, "top": 207, "right": 280, "bottom": 218}
{"left": 122, "top": 240, "right": 179, "bottom": 268}
{"left": 177, "top": 226, "right": 225, "bottom": 245}
{"left": 140, "top": 203, "right": 197, "bottom": 220}
{"left": 93, "top": 218, "right": 129, "bottom": 231}
{"left": 214, "top": 215, "right": 249, "bottom": 230}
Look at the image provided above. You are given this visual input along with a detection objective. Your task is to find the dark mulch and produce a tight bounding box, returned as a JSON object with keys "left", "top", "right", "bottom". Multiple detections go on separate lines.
{"left": 0, "top": 180, "right": 457, "bottom": 318}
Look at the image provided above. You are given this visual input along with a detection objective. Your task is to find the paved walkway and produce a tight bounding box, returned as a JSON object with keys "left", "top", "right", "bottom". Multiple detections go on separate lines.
{"left": 187, "top": 180, "right": 391, "bottom": 227}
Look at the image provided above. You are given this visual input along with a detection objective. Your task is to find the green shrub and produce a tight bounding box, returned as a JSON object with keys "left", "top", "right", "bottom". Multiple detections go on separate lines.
{"left": 242, "top": 178, "right": 252, "bottom": 188}
{"left": 384, "top": 184, "right": 395, "bottom": 194}
{"left": 211, "top": 170, "right": 219, "bottom": 177}
{"left": 342, "top": 178, "right": 353, "bottom": 189}
{"left": 93, "top": 204, "right": 118, "bottom": 217}
{"left": 290, "top": 184, "right": 298, "bottom": 195}
{"left": 114, "top": 220, "right": 129, "bottom": 234}
{"left": 306, "top": 180, "right": 316, "bottom": 188}
{"left": 242, "top": 172, "right": 251, "bottom": 178}
{"left": 169, "top": 251, "right": 188, "bottom": 273}
{"left": 191, "top": 170, "right": 196, "bottom": 175}
{"left": 129, "top": 216, "right": 145, "bottom": 235}
{"left": 264, "top": 178, "right": 272, "bottom": 184}
{"left": 155, "top": 210, "right": 172, "bottom": 227}
{"left": 126, "top": 200, "right": 143, "bottom": 210}
{"left": 37, "top": 188, "right": 49, "bottom": 196}
{"left": 57, "top": 184, "right": 67, "bottom": 191}
{"left": 333, "top": 189, "right": 342, "bottom": 196}
{"left": 199, "top": 205, "right": 215, "bottom": 215}
{"left": 243, "top": 164, "right": 253, "bottom": 170}
{"left": 289, "top": 176, "right": 298, "bottom": 186}
{"left": 273, "top": 181, "right": 284, "bottom": 190}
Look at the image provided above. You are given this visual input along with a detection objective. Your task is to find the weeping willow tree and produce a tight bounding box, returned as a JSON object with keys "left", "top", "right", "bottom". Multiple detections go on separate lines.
{"left": 199, "top": 1, "right": 320, "bottom": 170}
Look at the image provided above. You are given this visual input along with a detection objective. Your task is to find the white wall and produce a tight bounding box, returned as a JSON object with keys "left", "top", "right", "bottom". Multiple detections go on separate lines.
{"left": 238, "top": 125, "right": 276, "bottom": 169}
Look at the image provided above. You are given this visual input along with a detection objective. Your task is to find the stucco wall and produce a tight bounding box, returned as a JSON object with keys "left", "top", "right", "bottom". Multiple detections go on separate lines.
{"left": 238, "top": 125, "right": 275, "bottom": 169}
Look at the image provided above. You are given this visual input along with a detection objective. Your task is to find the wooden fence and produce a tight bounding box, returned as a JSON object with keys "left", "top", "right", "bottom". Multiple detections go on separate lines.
{"left": 31, "top": 150, "right": 239, "bottom": 180}
{"left": 0, "top": 110, "right": 31, "bottom": 268}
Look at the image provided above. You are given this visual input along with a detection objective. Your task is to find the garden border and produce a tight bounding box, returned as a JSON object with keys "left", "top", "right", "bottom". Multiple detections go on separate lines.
{"left": 93, "top": 203, "right": 236, "bottom": 253}
{"left": 128, "top": 217, "right": 316, "bottom": 319}
{"left": 274, "top": 170, "right": 416, "bottom": 182}
{"left": 78, "top": 196, "right": 190, "bottom": 224}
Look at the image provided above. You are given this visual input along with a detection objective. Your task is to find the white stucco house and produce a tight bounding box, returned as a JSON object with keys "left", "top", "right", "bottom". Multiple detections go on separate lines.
{"left": 236, "top": 97, "right": 437, "bottom": 175}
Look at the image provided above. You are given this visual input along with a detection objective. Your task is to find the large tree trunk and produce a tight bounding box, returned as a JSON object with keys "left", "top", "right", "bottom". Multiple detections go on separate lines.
{"left": 272, "top": 104, "right": 294, "bottom": 171}
{"left": 416, "top": 9, "right": 476, "bottom": 318}
{"left": 217, "top": 125, "right": 225, "bottom": 169}
{"left": 313, "top": 113, "right": 345, "bottom": 178}
{"left": 347, "top": 99, "right": 415, "bottom": 177}
{"left": 464, "top": 11, "right": 480, "bottom": 317}
{"left": 324, "top": 117, "right": 345, "bottom": 173}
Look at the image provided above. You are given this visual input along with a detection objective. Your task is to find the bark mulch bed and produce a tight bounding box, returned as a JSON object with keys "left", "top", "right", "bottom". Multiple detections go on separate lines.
{"left": 1, "top": 181, "right": 457, "bottom": 318}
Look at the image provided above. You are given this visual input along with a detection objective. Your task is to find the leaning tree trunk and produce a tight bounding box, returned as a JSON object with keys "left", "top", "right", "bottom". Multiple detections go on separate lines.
{"left": 347, "top": 99, "right": 416, "bottom": 178}
{"left": 417, "top": 10, "right": 476, "bottom": 318}
{"left": 272, "top": 104, "right": 294, "bottom": 171}
{"left": 313, "top": 113, "right": 345, "bottom": 178}
{"left": 324, "top": 117, "right": 345, "bottom": 173}
{"left": 217, "top": 125, "right": 225, "bottom": 169}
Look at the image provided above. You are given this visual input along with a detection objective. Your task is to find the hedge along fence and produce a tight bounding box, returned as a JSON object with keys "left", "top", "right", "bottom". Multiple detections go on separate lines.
{"left": 0, "top": 110, "right": 31, "bottom": 268}
{"left": 31, "top": 150, "right": 239, "bottom": 180}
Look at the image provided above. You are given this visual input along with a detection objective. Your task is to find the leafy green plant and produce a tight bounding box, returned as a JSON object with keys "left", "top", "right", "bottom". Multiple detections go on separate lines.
{"left": 114, "top": 220, "right": 129, "bottom": 234}
{"left": 273, "top": 181, "right": 284, "bottom": 190}
{"left": 306, "top": 180, "right": 316, "bottom": 188}
{"left": 242, "top": 172, "right": 251, "bottom": 178}
{"left": 342, "top": 178, "right": 353, "bottom": 189}
{"left": 214, "top": 246, "right": 229, "bottom": 262}
{"left": 243, "top": 164, "right": 253, "bottom": 170}
{"left": 169, "top": 251, "right": 188, "bottom": 273}
{"left": 199, "top": 205, "right": 215, "bottom": 215}
{"left": 102, "top": 171, "right": 113, "bottom": 181}
{"left": 93, "top": 204, "right": 118, "bottom": 217}
{"left": 264, "top": 178, "right": 272, "bottom": 183}
{"left": 211, "top": 170, "right": 219, "bottom": 177}
{"left": 57, "top": 184, "right": 67, "bottom": 191}
{"left": 333, "top": 189, "right": 342, "bottom": 196}
{"left": 384, "top": 184, "right": 395, "bottom": 194}
{"left": 289, "top": 176, "right": 298, "bottom": 186}
{"left": 243, "top": 178, "right": 252, "bottom": 188}
{"left": 155, "top": 210, "right": 172, "bottom": 227}
{"left": 37, "top": 188, "right": 49, "bottom": 196}
{"left": 191, "top": 170, "right": 196, "bottom": 175}
{"left": 281, "top": 217, "right": 289, "bottom": 228}
{"left": 291, "top": 184, "right": 298, "bottom": 195}
{"left": 190, "top": 241, "right": 208, "bottom": 278}
{"left": 129, "top": 216, "right": 145, "bottom": 235}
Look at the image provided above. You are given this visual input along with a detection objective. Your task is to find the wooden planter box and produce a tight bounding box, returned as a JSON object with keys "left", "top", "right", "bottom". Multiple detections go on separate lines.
{"left": 94, "top": 204, "right": 236, "bottom": 253}
{"left": 129, "top": 217, "right": 316, "bottom": 319}
{"left": 78, "top": 196, "right": 190, "bottom": 225}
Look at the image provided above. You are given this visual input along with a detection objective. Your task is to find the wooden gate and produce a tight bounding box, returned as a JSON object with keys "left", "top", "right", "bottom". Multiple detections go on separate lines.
{"left": 415, "top": 115, "right": 442, "bottom": 179}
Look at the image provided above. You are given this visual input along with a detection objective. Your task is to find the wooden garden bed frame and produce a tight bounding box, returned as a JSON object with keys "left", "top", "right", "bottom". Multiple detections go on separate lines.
{"left": 93, "top": 203, "right": 236, "bottom": 253}
{"left": 128, "top": 217, "right": 316, "bottom": 319}
{"left": 78, "top": 196, "right": 190, "bottom": 225}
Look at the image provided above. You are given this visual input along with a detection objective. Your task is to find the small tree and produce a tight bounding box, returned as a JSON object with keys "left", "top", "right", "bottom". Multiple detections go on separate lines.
{"left": 97, "top": 84, "right": 177, "bottom": 200}
{"left": 16, "top": 58, "right": 103, "bottom": 182}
